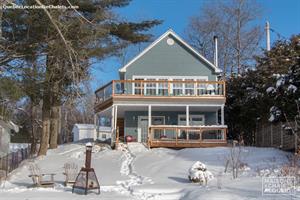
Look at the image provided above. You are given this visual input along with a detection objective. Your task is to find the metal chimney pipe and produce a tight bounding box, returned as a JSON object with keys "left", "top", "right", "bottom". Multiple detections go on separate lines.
{"left": 265, "top": 21, "right": 271, "bottom": 51}
{"left": 213, "top": 36, "right": 218, "bottom": 67}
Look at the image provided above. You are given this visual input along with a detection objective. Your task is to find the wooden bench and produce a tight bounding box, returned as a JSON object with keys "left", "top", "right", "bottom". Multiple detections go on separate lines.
{"left": 28, "top": 164, "right": 56, "bottom": 188}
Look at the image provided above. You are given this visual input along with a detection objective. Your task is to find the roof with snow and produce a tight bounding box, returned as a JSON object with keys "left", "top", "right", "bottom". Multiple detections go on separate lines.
{"left": 0, "top": 120, "right": 19, "bottom": 133}
{"left": 73, "top": 124, "right": 95, "bottom": 129}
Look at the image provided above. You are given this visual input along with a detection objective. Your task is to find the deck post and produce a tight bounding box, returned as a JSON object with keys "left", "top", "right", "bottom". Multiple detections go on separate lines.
{"left": 221, "top": 104, "right": 224, "bottom": 125}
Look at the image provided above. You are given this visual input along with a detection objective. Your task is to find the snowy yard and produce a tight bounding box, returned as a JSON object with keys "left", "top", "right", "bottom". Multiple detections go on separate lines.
{"left": 0, "top": 143, "right": 299, "bottom": 200}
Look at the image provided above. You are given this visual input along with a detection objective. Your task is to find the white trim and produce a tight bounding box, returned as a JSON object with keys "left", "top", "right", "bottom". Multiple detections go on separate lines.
{"left": 119, "top": 29, "right": 222, "bottom": 73}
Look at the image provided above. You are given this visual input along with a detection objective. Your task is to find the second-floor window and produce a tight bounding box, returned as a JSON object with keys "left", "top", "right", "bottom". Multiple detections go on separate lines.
{"left": 158, "top": 79, "right": 168, "bottom": 96}
{"left": 132, "top": 76, "right": 209, "bottom": 96}
{"left": 145, "top": 78, "right": 156, "bottom": 95}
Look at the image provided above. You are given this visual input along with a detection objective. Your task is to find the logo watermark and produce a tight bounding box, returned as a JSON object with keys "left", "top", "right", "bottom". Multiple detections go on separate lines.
{"left": 262, "top": 176, "right": 296, "bottom": 195}
{"left": 0, "top": 4, "right": 79, "bottom": 10}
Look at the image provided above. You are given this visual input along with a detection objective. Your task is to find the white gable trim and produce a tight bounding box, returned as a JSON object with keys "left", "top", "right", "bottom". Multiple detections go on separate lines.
{"left": 119, "top": 29, "right": 222, "bottom": 73}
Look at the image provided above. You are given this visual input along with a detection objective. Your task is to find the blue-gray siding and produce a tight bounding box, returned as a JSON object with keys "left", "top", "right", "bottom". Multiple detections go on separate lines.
{"left": 124, "top": 111, "right": 217, "bottom": 139}
{"left": 123, "top": 34, "right": 218, "bottom": 81}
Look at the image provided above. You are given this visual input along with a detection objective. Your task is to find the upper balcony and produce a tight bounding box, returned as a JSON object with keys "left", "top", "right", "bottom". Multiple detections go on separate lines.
{"left": 95, "top": 80, "right": 226, "bottom": 110}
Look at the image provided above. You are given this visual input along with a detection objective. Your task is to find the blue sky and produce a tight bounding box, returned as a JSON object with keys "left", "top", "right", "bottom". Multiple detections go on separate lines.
{"left": 91, "top": 0, "right": 300, "bottom": 90}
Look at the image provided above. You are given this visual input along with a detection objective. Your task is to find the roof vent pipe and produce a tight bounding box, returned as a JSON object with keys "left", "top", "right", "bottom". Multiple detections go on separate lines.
{"left": 213, "top": 36, "right": 218, "bottom": 68}
{"left": 265, "top": 21, "right": 271, "bottom": 51}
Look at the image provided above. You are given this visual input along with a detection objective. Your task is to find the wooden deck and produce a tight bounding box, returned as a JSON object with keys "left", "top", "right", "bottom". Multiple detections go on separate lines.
{"left": 95, "top": 79, "right": 226, "bottom": 112}
{"left": 147, "top": 125, "right": 227, "bottom": 148}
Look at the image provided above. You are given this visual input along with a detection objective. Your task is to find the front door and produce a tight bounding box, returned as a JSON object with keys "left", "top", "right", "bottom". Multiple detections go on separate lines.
{"left": 117, "top": 118, "right": 125, "bottom": 141}
{"left": 137, "top": 116, "right": 148, "bottom": 143}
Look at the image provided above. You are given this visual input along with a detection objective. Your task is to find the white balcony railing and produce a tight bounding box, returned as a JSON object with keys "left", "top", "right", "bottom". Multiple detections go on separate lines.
{"left": 95, "top": 80, "right": 226, "bottom": 104}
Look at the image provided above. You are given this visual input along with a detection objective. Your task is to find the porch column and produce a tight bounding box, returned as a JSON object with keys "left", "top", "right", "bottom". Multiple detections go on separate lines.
{"left": 114, "top": 105, "right": 118, "bottom": 146}
{"left": 221, "top": 104, "right": 224, "bottom": 125}
{"left": 148, "top": 105, "right": 152, "bottom": 127}
{"left": 148, "top": 105, "right": 152, "bottom": 141}
{"left": 186, "top": 105, "right": 190, "bottom": 140}
{"left": 186, "top": 105, "right": 189, "bottom": 126}
{"left": 111, "top": 106, "right": 115, "bottom": 146}
{"left": 94, "top": 114, "right": 97, "bottom": 140}
{"left": 114, "top": 105, "right": 118, "bottom": 131}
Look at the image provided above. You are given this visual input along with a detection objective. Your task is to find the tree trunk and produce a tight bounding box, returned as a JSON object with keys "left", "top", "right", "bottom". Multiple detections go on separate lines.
{"left": 38, "top": 89, "right": 51, "bottom": 156}
{"left": 30, "top": 104, "right": 37, "bottom": 154}
{"left": 38, "top": 55, "right": 53, "bottom": 156}
{"left": 49, "top": 81, "right": 61, "bottom": 149}
{"left": 57, "top": 106, "right": 62, "bottom": 145}
{"left": 236, "top": 1, "right": 242, "bottom": 75}
{"left": 49, "top": 105, "right": 60, "bottom": 149}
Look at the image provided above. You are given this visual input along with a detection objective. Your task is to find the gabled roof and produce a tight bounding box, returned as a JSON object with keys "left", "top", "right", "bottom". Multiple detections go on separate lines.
{"left": 119, "top": 29, "right": 222, "bottom": 73}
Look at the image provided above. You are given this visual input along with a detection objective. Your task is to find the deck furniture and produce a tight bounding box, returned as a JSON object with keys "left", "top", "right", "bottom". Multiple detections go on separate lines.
{"left": 63, "top": 162, "right": 78, "bottom": 186}
{"left": 28, "top": 163, "right": 56, "bottom": 187}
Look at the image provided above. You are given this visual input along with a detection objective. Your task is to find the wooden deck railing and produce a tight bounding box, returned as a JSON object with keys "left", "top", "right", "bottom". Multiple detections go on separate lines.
{"left": 148, "top": 125, "right": 227, "bottom": 148}
{"left": 95, "top": 80, "right": 226, "bottom": 104}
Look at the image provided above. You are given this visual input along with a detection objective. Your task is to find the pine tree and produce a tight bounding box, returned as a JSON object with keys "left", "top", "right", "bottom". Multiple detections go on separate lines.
{"left": 225, "top": 34, "right": 300, "bottom": 144}
{"left": 1, "top": 0, "right": 162, "bottom": 155}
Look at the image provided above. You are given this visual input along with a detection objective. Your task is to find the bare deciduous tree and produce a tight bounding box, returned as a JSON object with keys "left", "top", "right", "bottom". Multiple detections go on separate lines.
{"left": 186, "top": 0, "right": 263, "bottom": 77}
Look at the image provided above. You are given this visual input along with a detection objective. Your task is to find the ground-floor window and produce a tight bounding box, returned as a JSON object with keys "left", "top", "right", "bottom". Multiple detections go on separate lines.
{"left": 178, "top": 114, "right": 205, "bottom": 126}
{"left": 177, "top": 114, "right": 205, "bottom": 140}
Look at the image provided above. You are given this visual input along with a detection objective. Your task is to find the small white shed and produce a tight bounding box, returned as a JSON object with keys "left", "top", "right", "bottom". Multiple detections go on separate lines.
{"left": 72, "top": 124, "right": 96, "bottom": 142}
{"left": 0, "top": 120, "right": 19, "bottom": 156}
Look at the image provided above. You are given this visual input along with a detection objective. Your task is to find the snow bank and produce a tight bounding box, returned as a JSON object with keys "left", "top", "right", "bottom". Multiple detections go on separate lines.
{"left": 0, "top": 144, "right": 298, "bottom": 200}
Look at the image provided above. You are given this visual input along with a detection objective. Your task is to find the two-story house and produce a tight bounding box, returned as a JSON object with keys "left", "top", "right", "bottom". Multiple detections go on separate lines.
{"left": 94, "top": 29, "right": 227, "bottom": 148}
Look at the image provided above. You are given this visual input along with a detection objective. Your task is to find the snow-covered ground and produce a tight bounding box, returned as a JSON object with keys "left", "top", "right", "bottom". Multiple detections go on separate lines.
{"left": 0, "top": 142, "right": 298, "bottom": 200}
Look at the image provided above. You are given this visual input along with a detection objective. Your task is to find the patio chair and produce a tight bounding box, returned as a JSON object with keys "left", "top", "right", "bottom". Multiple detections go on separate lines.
{"left": 28, "top": 163, "right": 56, "bottom": 187}
{"left": 63, "top": 162, "right": 78, "bottom": 186}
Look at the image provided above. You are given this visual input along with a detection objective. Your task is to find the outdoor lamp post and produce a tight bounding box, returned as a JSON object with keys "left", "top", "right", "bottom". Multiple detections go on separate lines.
{"left": 72, "top": 142, "right": 100, "bottom": 195}
{"left": 85, "top": 143, "right": 92, "bottom": 169}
